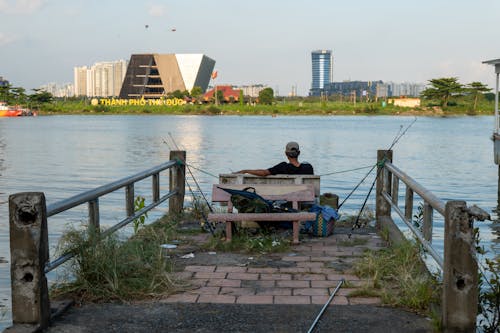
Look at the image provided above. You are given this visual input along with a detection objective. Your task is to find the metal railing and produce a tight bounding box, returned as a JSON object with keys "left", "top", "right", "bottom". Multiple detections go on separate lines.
{"left": 45, "top": 159, "right": 178, "bottom": 273}
{"left": 375, "top": 149, "right": 490, "bottom": 332}
{"left": 8, "top": 151, "right": 186, "bottom": 330}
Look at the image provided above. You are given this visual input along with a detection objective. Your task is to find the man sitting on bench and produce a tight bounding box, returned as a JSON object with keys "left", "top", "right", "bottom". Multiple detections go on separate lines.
{"left": 235, "top": 141, "right": 314, "bottom": 176}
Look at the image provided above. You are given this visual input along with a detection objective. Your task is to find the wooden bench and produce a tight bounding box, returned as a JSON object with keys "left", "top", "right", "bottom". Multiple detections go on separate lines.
{"left": 208, "top": 184, "right": 317, "bottom": 244}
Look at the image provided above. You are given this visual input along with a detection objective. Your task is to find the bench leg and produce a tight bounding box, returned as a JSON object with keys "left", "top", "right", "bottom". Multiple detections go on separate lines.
{"left": 225, "top": 221, "right": 233, "bottom": 242}
{"left": 292, "top": 221, "right": 300, "bottom": 245}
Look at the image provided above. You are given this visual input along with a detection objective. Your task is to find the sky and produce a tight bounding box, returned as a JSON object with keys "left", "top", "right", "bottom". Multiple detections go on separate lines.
{"left": 1, "top": 0, "right": 499, "bottom": 96}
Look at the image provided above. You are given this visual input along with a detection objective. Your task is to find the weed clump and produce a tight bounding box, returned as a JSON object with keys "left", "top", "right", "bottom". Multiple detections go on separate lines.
{"left": 52, "top": 222, "right": 183, "bottom": 303}
{"left": 354, "top": 240, "right": 440, "bottom": 313}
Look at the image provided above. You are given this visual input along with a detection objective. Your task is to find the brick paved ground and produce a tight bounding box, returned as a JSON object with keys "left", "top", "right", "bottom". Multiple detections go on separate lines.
{"left": 162, "top": 227, "right": 386, "bottom": 306}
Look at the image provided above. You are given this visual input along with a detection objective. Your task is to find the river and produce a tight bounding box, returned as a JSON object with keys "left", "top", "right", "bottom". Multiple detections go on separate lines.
{"left": 0, "top": 115, "right": 498, "bottom": 329}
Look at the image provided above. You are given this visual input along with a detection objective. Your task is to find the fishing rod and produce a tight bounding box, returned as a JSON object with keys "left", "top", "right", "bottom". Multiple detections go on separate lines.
{"left": 348, "top": 117, "right": 417, "bottom": 236}
{"left": 165, "top": 133, "right": 216, "bottom": 235}
{"left": 307, "top": 279, "right": 344, "bottom": 333}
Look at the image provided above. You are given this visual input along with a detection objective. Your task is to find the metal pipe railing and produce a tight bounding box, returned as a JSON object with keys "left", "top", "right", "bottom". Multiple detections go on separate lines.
{"left": 384, "top": 162, "right": 445, "bottom": 215}
{"left": 47, "top": 160, "right": 176, "bottom": 217}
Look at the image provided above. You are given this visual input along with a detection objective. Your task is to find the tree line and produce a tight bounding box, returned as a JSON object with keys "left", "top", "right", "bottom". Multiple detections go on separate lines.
{"left": 420, "top": 77, "right": 491, "bottom": 111}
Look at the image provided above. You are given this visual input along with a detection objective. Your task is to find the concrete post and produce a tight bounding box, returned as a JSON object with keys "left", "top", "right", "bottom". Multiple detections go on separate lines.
{"left": 8, "top": 192, "right": 50, "bottom": 330}
{"left": 376, "top": 150, "right": 393, "bottom": 228}
{"left": 169, "top": 150, "right": 186, "bottom": 214}
{"left": 442, "top": 200, "right": 477, "bottom": 333}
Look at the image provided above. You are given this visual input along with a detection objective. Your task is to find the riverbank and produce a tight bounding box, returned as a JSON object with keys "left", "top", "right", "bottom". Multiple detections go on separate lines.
{"left": 33, "top": 99, "right": 494, "bottom": 116}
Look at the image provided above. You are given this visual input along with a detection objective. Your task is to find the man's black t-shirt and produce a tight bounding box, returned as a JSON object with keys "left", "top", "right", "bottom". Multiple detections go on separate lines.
{"left": 267, "top": 162, "right": 314, "bottom": 175}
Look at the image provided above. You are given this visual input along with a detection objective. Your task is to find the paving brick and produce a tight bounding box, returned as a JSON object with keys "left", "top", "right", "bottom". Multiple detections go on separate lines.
{"left": 207, "top": 279, "right": 241, "bottom": 287}
{"left": 160, "top": 293, "right": 199, "bottom": 303}
{"left": 255, "top": 288, "right": 292, "bottom": 296}
{"left": 279, "top": 267, "right": 310, "bottom": 274}
{"left": 241, "top": 280, "right": 275, "bottom": 288}
{"left": 191, "top": 279, "right": 208, "bottom": 287}
{"left": 309, "top": 256, "right": 338, "bottom": 262}
{"left": 296, "top": 262, "right": 324, "bottom": 268}
{"left": 192, "top": 286, "right": 220, "bottom": 295}
{"left": 247, "top": 267, "right": 278, "bottom": 274}
{"left": 336, "top": 288, "right": 357, "bottom": 296}
{"left": 311, "top": 296, "right": 330, "bottom": 305}
{"left": 294, "top": 273, "right": 326, "bottom": 281}
{"left": 349, "top": 297, "right": 382, "bottom": 305}
{"left": 274, "top": 295, "right": 310, "bottom": 304}
{"left": 216, "top": 266, "right": 247, "bottom": 273}
{"left": 185, "top": 265, "right": 216, "bottom": 273}
{"left": 171, "top": 271, "right": 193, "bottom": 280}
{"left": 198, "top": 294, "right": 236, "bottom": 304}
{"left": 293, "top": 288, "right": 329, "bottom": 296}
{"left": 327, "top": 274, "right": 360, "bottom": 281}
{"left": 194, "top": 272, "right": 227, "bottom": 279}
{"left": 332, "top": 296, "right": 349, "bottom": 305}
{"left": 282, "top": 256, "right": 310, "bottom": 262}
{"left": 276, "top": 280, "right": 309, "bottom": 288}
{"left": 220, "top": 287, "right": 255, "bottom": 296}
{"left": 309, "top": 267, "right": 339, "bottom": 275}
{"left": 227, "top": 273, "right": 259, "bottom": 280}
{"left": 260, "top": 273, "right": 292, "bottom": 281}
{"left": 311, "top": 280, "right": 341, "bottom": 288}
{"left": 236, "top": 295, "right": 274, "bottom": 304}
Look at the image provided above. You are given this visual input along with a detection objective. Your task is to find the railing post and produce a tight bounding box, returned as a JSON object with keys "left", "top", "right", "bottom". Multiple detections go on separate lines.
{"left": 152, "top": 173, "right": 160, "bottom": 202}
{"left": 376, "top": 149, "right": 393, "bottom": 227}
{"left": 442, "top": 200, "right": 477, "bottom": 332}
{"left": 126, "top": 184, "right": 134, "bottom": 217}
{"left": 391, "top": 175, "right": 399, "bottom": 205}
{"left": 405, "top": 187, "right": 413, "bottom": 221}
{"left": 8, "top": 192, "right": 50, "bottom": 330}
{"left": 423, "top": 202, "right": 433, "bottom": 242}
{"left": 88, "top": 198, "right": 100, "bottom": 230}
{"left": 169, "top": 150, "right": 186, "bottom": 214}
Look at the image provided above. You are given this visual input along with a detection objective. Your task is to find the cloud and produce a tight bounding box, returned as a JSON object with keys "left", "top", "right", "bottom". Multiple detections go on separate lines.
{"left": 0, "top": 32, "right": 17, "bottom": 46}
{"left": 0, "top": 0, "right": 45, "bottom": 14}
{"left": 148, "top": 4, "right": 166, "bottom": 17}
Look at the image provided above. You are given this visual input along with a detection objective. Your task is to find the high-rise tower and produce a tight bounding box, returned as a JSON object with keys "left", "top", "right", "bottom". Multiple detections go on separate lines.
{"left": 310, "top": 50, "right": 333, "bottom": 96}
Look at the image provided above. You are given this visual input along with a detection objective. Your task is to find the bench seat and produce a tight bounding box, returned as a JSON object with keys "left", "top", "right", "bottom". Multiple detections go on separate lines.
{"left": 208, "top": 184, "right": 316, "bottom": 244}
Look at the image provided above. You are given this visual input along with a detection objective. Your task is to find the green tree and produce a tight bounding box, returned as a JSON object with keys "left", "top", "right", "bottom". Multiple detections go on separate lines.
{"left": 11, "top": 87, "right": 27, "bottom": 105}
{"left": 239, "top": 89, "right": 244, "bottom": 105}
{"left": 190, "top": 86, "right": 203, "bottom": 100}
{"left": 466, "top": 81, "right": 491, "bottom": 112}
{"left": 420, "top": 77, "right": 463, "bottom": 107}
{"left": 215, "top": 89, "right": 224, "bottom": 104}
{"left": 0, "top": 84, "right": 14, "bottom": 103}
{"left": 29, "top": 88, "right": 53, "bottom": 104}
{"left": 258, "top": 87, "right": 274, "bottom": 105}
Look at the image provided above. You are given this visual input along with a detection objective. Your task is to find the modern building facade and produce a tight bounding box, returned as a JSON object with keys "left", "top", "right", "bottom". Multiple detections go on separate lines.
{"left": 119, "top": 54, "right": 215, "bottom": 99}
{"left": 310, "top": 50, "right": 333, "bottom": 96}
{"left": 39, "top": 82, "right": 74, "bottom": 97}
{"left": 0, "top": 76, "right": 9, "bottom": 87}
{"left": 74, "top": 60, "right": 128, "bottom": 97}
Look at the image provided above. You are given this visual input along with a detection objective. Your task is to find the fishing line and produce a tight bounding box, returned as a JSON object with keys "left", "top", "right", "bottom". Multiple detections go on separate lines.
{"left": 162, "top": 134, "right": 216, "bottom": 234}
{"left": 347, "top": 117, "right": 417, "bottom": 236}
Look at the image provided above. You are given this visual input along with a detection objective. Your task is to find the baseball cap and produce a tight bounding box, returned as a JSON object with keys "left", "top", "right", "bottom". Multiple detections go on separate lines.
{"left": 285, "top": 141, "right": 300, "bottom": 152}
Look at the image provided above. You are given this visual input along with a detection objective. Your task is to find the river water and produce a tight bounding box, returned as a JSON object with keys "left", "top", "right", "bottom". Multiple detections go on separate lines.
{"left": 0, "top": 115, "right": 498, "bottom": 329}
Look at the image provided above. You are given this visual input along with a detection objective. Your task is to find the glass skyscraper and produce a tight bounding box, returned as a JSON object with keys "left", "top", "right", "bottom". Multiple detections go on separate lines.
{"left": 310, "top": 50, "right": 333, "bottom": 96}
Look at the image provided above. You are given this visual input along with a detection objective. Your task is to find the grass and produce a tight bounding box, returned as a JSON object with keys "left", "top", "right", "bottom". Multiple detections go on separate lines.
{"left": 354, "top": 239, "right": 440, "bottom": 314}
{"left": 51, "top": 214, "right": 190, "bottom": 303}
{"left": 204, "top": 228, "right": 291, "bottom": 254}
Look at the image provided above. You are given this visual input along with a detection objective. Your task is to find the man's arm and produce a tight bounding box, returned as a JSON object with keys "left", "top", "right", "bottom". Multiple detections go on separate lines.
{"left": 234, "top": 169, "right": 271, "bottom": 176}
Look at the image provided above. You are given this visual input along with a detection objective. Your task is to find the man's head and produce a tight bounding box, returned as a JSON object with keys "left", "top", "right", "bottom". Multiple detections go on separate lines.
{"left": 285, "top": 141, "right": 300, "bottom": 158}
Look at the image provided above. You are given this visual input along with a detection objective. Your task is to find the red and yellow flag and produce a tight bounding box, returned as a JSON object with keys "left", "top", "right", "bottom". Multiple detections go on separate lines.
{"left": 211, "top": 71, "right": 218, "bottom": 79}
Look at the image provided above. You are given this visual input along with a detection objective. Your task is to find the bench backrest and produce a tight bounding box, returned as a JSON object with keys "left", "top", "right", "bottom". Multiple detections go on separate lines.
{"left": 219, "top": 174, "right": 320, "bottom": 198}
{"left": 212, "top": 184, "right": 315, "bottom": 205}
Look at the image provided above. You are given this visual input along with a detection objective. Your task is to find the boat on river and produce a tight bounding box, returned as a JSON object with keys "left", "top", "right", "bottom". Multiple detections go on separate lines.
{"left": 0, "top": 102, "right": 37, "bottom": 117}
